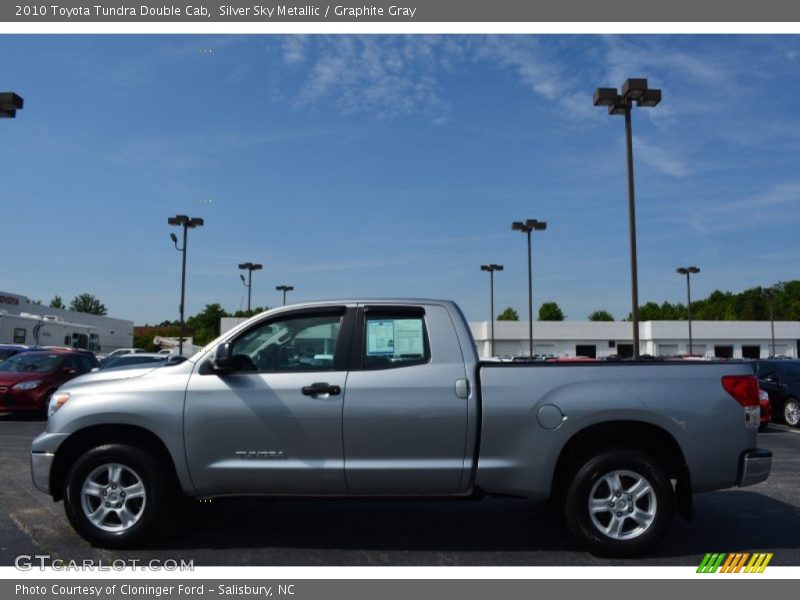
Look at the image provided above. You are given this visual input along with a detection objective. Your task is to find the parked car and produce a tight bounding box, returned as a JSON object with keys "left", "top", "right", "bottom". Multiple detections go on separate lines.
{"left": 750, "top": 359, "right": 800, "bottom": 427}
{"left": 0, "top": 350, "right": 98, "bottom": 417}
{"left": 0, "top": 344, "right": 41, "bottom": 362}
{"left": 105, "top": 348, "right": 146, "bottom": 359}
{"left": 32, "top": 299, "right": 770, "bottom": 556}
{"left": 94, "top": 353, "right": 168, "bottom": 371}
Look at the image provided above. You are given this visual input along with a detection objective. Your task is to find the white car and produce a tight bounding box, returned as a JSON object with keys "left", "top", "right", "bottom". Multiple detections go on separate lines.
{"left": 106, "top": 348, "right": 146, "bottom": 358}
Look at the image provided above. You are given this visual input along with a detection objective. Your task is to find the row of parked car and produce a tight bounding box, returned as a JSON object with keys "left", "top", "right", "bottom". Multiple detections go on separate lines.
{"left": 0, "top": 345, "right": 184, "bottom": 418}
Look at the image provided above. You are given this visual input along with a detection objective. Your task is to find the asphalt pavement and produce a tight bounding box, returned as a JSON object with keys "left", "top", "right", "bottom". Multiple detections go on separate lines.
{"left": 1, "top": 414, "right": 799, "bottom": 566}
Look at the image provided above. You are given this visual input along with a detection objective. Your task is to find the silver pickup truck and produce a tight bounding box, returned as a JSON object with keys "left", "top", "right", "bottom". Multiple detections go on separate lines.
{"left": 30, "top": 299, "right": 771, "bottom": 556}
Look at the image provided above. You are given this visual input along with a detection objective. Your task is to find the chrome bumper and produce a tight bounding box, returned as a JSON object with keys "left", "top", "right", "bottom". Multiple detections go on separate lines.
{"left": 738, "top": 448, "right": 772, "bottom": 487}
{"left": 30, "top": 452, "right": 55, "bottom": 494}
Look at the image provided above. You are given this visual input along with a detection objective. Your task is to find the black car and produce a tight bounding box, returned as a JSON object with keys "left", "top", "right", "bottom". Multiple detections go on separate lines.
{"left": 750, "top": 359, "right": 800, "bottom": 427}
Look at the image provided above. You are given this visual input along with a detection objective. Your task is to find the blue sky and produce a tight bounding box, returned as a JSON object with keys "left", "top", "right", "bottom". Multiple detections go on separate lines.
{"left": 2, "top": 35, "right": 800, "bottom": 324}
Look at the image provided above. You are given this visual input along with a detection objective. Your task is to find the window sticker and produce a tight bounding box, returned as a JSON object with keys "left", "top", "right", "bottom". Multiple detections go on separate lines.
{"left": 366, "top": 318, "right": 424, "bottom": 357}
{"left": 394, "top": 319, "right": 424, "bottom": 356}
{"left": 367, "top": 320, "right": 395, "bottom": 356}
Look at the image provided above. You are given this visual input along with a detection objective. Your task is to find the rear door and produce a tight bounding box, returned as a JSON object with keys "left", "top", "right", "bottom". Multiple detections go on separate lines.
{"left": 343, "top": 304, "right": 471, "bottom": 494}
{"left": 184, "top": 306, "right": 355, "bottom": 496}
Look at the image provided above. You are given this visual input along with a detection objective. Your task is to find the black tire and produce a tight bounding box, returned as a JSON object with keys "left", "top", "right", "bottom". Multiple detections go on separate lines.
{"left": 563, "top": 449, "right": 675, "bottom": 557}
{"left": 783, "top": 397, "right": 800, "bottom": 428}
{"left": 63, "top": 443, "right": 171, "bottom": 548}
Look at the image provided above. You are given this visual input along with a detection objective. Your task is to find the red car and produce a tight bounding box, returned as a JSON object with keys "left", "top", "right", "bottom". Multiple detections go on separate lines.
{"left": 0, "top": 350, "right": 98, "bottom": 418}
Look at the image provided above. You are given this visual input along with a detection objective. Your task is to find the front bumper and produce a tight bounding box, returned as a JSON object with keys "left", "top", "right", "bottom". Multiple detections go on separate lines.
{"left": 0, "top": 388, "right": 47, "bottom": 411}
{"left": 30, "top": 431, "right": 70, "bottom": 496}
{"left": 738, "top": 448, "right": 772, "bottom": 487}
{"left": 30, "top": 452, "right": 55, "bottom": 494}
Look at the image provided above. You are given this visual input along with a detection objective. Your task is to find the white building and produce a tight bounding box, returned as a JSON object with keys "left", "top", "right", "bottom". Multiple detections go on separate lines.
{"left": 0, "top": 291, "right": 133, "bottom": 353}
{"left": 470, "top": 320, "right": 800, "bottom": 360}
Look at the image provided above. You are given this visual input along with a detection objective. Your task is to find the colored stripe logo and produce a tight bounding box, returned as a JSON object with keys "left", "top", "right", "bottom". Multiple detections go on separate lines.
{"left": 697, "top": 552, "right": 773, "bottom": 573}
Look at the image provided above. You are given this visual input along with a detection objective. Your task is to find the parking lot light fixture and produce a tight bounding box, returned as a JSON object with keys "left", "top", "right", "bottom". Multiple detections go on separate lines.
{"left": 511, "top": 219, "right": 547, "bottom": 359}
{"left": 594, "top": 78, "right": 662, "bottom": 360}
{"left": 168, "top": 215, "right": 204, "bottom": 356}
{"left": 0, "top": 92, "right": 23, "bottom": 118}
{"left": 276, "top": 285, "right": 294, "bottom": 306}
{"left": 676, "top": 266, "right": 700, "bottom": 355}
{"left": 480, "top": 264, "right": 504, "bottom": 357}
{"left": 238, "top": 262, "right": 263, "bottom": 313}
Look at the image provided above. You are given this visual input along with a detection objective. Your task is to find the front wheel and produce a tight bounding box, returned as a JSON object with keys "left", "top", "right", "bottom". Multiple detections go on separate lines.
{"left": 563, "top": 450, "right": 675, "bottom": 557}
{"left": 63, "top": 444, "right": 170, "bottom": 548}
{"left": 784, "top": 398, "right": 800, "bottom": 427}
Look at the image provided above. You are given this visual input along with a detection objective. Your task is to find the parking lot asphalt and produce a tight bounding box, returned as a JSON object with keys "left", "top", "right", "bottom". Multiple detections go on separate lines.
{"left": 1, "top": 414, "right": 799, "bottom": 567}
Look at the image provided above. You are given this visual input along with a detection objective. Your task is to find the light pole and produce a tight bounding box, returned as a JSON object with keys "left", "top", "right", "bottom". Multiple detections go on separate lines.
{"left": 0, "top": 92, "right": 23, "bottom": 119}
{"left": 480, "top": 264, "right": 504, "bottom": 357}
{"left": 238, "top": 262, "right": 263, "bottom": 313}
{"left": 594, "top": 78, "right": 661, "bottom": 359}
{"left": 276, "top": 285, "right": 294, "bottom": 306}
{"left": 676, "top": 266, "right": 700, "bottom": 355}
{"left": 512, "top": 219, "right": 547, "bottom": 359}
{"left": 764, "top": 289, "right": 776, "bottom": 357}
{"left": 168, "top": 215, "right": 204, "bottom": 356}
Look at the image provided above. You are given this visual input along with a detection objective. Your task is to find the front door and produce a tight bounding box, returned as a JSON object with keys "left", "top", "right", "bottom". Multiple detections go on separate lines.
{"left": 184, "top": 307, "right": 355, "bottom": 496}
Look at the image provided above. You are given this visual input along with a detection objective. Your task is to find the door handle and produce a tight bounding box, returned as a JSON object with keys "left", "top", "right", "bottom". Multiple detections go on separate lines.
{"left": 301, "top": 382, "right": 341, "bottom": 396}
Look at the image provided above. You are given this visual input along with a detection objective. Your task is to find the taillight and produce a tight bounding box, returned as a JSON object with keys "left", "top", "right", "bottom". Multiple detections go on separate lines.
{"left": 722, "top": 375, "right": 760, "bottom": 407}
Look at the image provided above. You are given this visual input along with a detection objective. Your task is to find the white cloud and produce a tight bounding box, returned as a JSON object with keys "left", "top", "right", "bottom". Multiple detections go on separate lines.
{"left": 633, "top": 136, "right": 691, "bottom": 178}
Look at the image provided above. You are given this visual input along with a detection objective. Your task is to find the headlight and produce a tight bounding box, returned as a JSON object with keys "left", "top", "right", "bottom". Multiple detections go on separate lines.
{"left": 12, "top": 380, "right": 41, "bottom": 391}
{"left": 48, "top": 392, "right": 70, "bottom": 417}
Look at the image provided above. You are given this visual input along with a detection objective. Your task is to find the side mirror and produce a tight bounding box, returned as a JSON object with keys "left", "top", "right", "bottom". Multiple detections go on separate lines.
{"left": 210, "top": 343, "right": 234, "bottom": 372}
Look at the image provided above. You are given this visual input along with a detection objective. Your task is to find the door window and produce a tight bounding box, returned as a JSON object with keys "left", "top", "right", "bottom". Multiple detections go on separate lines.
{"left": 230, "top": 313, "right": 343, "bottom": 373}
{"left": 13, "top": 328, "right": 25, "bottom": 344}
{"left": 363, "top": 315, "right": 429, "bottom": 370}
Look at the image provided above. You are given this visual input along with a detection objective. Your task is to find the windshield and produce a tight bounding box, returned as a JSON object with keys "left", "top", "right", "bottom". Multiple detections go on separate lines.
{"left": 0, "top": 352, "right": 61, "bottom": 373}
{"left": 0, "top": 349, "right": 20, "bottom": 362}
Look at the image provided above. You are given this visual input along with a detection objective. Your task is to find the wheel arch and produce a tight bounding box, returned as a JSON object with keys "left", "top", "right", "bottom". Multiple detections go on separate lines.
{"left": 551, "top": 420, "right": 692, "bottom": 519}
{"left": 50, "top": 424, "right": 181, "bottom": 502}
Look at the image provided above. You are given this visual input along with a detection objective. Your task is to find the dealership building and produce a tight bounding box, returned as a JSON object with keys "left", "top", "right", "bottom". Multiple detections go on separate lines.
{"left": 470, "top": 319, "right": 800, "bottom": 359}
{"left": 0, "top": 291, "right": 134, "bottom": 353}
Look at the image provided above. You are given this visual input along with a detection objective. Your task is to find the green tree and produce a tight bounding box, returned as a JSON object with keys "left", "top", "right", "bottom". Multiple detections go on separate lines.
{"left": 49, "top": 295, "right": 65, "bottom": 309}
{"left": 132, "top": 334, "right": 159, "bottom": 352}
{"left": 186, "top": 303, "right": 230, "bottom": 346}
{"left": 233, "top": 306, "right": 269, "bottom": 318}
{"left": 638, "top": 301, "right": 662, "bottom": 321}
{"left": 588, "top": 310, "right": 614, "bottom": 322}
{"left": 496, "top": 307, "right": 519, "bottom": 321}
{"left": 538, "top": 301, "right": 565, "bottom": 321}
{"left": 69, "top": 293, "right": 108, "bottom": 315}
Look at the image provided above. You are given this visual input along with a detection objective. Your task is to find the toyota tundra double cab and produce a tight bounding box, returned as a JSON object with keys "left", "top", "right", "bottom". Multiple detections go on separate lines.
{"left": 31, "top": 299, "right": 771, "bottom": 556}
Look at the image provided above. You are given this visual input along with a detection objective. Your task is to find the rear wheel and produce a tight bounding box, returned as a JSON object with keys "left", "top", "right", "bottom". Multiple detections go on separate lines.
{"left": 563, "top": 449, "right": 674, "bottom": 557}
{"left": 63, "top": 443, "right": 170, "bottom": 548}
{"left": 784, "top": 398, "right": 800, "bottom": 427}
